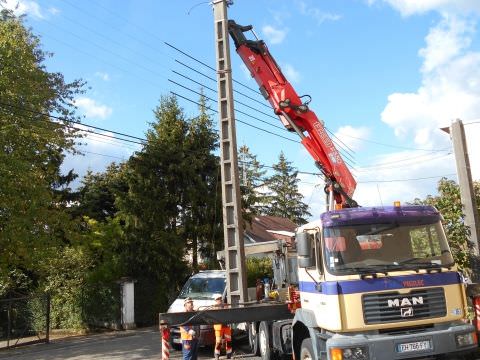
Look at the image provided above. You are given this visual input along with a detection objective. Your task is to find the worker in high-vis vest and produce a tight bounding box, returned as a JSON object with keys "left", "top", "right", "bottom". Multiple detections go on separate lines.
{"left": 213, "top": 294, "right": 232, "bottom": 359}
{"left": 179, "top": 297, "right": 199, "bottom": 360}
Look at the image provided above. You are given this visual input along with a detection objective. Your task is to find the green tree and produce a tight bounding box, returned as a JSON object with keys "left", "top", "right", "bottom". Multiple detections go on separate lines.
{"left": 238, "top": 145, "right": 268, "bottom": 222}
{"left": 73, "top": 163, "right": 128, "bottom": 222}
{"left": 413, "top": 178, "right": 474, "bottom": 272}
{"left": 0, "top": 10, "right": 84, "bottom": 293}
{"left": 265, "top": 152, "right": 311, "bottom": 225}
{"left": 114, "top": 95, "right": 189, "bottom": 321}
{"left": 182, "top": 94, "right": 222, "bottom": 271}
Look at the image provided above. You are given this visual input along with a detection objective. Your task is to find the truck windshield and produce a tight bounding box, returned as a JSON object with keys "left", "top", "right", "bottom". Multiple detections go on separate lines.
{"left": 178, "top": 277, "right": 226, "bottom": 300}
{"left": 323, "top": 221, "right": 454, "bottom": 275}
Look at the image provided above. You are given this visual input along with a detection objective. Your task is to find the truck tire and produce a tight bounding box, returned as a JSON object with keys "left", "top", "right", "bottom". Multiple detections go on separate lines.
{"left": 248, "top": 322, "right": 259, "bottom": 355}
{"left": 300, "top": 338, "right": 314, "bottom": 360}
{"left": 259, "top": 321, "right": 272, "bottom": 360}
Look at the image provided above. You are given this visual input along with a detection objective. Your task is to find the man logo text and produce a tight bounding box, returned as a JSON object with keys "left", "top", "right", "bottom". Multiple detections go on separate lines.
{"left": 387, "top": 297, "right": 424, "bottom": 307}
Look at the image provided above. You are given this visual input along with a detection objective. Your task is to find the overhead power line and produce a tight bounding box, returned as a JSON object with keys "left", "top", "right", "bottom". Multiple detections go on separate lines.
{"left": 165, "top": 42, "right": 261, "bottom": 96}
{"left": 358, "top": 173, "right": 456, "bottom": 183}
{"left": 55, "top": 0, "right": 438, "bottom": 158}
{"left": 174, "top": 60, "right": 272, "bottom": 110}
{"left": 3, "top": 101, "right": 456, "bottom": 185}
{"left": 338, "top": 132, "right": 450, "bottom": 152}
{"left": 0, "top": 102, "right": 146, "bottom": 144}
{"left": 171, "top": 91, "right": 299, "bottom": 143}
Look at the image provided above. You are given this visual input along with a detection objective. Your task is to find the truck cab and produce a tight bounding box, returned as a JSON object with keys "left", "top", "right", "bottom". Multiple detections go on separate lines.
{"left": 167, "top": 270, "right": 226, "bottom": 349}
{"left": 292, "top": 204, "right": 477, "bottom": 360}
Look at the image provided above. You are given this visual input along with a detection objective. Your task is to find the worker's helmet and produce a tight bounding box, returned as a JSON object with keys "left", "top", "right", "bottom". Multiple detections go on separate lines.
{"left": 184, "top": 297, "right": 193, "bottom": 305}
{"left": 213, "top": 293, "right": 223, "bottom": 301}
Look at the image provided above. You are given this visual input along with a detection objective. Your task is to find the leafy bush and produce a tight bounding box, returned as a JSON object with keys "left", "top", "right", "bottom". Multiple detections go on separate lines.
{"left": 246, "top": 257, "right": 273, "bottom": 287}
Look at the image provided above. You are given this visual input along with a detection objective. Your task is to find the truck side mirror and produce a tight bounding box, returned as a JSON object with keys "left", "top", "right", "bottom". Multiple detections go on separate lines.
{"left": 297, "top": 232, "right": 314, "bottom": 268}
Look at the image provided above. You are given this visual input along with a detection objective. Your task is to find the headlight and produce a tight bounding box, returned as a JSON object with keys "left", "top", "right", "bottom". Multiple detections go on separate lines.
{"left": 455, "top": 332, "right": 477, "bottom": 347}
{"left": 330, "top": 346, "right": 368, "bottom": 360}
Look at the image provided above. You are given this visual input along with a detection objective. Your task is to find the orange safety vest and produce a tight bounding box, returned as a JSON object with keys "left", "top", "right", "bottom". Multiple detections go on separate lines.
{"left": 180, "top": 325, "right": 194, "bottom": 340}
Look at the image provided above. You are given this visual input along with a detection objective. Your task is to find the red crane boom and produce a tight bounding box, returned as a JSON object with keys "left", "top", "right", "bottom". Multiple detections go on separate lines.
{"left": 228, "top": 21, "right": 357, "bottom": 208}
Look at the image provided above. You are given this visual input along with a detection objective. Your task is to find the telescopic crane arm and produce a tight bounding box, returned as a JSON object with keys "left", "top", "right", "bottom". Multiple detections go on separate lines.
{"left": 228, "top": 20, "right": 357, "bottom": 208}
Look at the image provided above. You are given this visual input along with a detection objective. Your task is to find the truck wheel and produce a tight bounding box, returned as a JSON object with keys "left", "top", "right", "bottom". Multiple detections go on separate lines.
{"left": 248, "top": 322, "right": 259, "bottom": 355}
{"left": 300, "top": 338, "right": 314, "bottom": 360}
{"left": 259, "top": 321, "right": 272, "bottom": 360}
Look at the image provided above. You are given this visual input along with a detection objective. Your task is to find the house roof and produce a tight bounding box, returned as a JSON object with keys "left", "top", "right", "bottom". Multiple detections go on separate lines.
{"left": 245, "top": 216, "right": 297, "bottom": 243}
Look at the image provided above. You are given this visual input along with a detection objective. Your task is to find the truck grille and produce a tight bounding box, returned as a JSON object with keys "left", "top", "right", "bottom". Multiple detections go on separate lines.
{"left": 362, "top": 288, "right": 446, "bottom": 324}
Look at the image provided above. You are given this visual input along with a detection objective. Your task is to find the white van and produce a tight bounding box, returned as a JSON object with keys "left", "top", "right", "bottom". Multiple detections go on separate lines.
{"left": 167, "top": 270, "right": 226, "bottom": 348}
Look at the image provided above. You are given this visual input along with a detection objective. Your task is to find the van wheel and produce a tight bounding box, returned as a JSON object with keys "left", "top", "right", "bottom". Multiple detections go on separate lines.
{"left": 248, "top": 322, "right": 259, "bottom": 355}
{"left": 259, "top": 321, "right": 272, "bottom": 360}
{"left": 300, "top": 338, "right": 314, "bottom": 360}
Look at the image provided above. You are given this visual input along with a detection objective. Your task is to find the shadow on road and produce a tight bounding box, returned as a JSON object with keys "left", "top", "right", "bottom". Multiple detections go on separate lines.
{"left": 0, "top": 327, "right": 257, "bottom": 360}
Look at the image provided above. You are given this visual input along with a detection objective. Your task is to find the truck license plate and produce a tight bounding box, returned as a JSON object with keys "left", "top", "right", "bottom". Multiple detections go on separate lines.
{"left": 397, "top": 340, "right": 432, "bottom": 353}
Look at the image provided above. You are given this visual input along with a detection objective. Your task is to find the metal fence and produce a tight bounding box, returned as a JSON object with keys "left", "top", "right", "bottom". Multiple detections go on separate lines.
{"left": 0, "top": 293, "right": 50, "bottom": 349}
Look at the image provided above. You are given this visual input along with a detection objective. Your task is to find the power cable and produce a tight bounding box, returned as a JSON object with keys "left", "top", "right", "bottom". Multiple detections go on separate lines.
{"left": 337, "top": 132, "right": 450, "bottom": 152}
{"left": 47, "top": 1, "right": 431, "bottom": 158}
{"left": 1, "top": 101, "right": 342, "bottom": 176}
{"left": 174, "top": 60, "right": 272, "bottom": 109}
{"left": 358, "top": 173, "right": 457, "bottom": 184}
{"left": 171, "top": 91, "right": 299, "bottom": 143}
{"left": 165, "top": 42, "right": 261, "bottom": 95}
{"left": 35, "top": 2, "right": 357, "bottom": 163}
{"left": 172, "top": 70, "right": 280, "bottom": 123}
{"left": 81, "top": 150, "right": 127, "bottom": 160}
{"left": 66, "top": 0, "right": 262, "bottom": 98}
{"left": 324, "top": 127, "right": 356, "bottom": 157}
{"left": 356, "top": 150, "right": 450, "bottom": 169}
{"left": 169, "top": 82, "right": 356, "bottom": 166}
{"left": 0, "top": 102, "right": 146, "bottom": 144}
{"left": 358, "top": 153, "right": 452, "bottom": 172}
{"left": 170, "top": 68, "right": 356, "bottom": 163}
{"left": 7, "top": 103, "right": 451, "bottom": 185}
{"left": 39, "top": 20, "right": 171, "bottom": 82}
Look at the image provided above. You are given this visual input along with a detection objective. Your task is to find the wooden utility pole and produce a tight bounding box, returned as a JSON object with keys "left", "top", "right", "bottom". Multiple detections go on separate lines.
{"left": 212, "top": 0, "right": 247, "bottom": 305}
{"left": 443, "top": 119, "right": 480, "bottom": 270}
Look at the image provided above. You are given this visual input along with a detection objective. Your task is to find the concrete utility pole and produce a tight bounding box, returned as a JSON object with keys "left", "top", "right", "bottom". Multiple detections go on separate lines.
{"left": 212, "top": 0, "right": 247, "bottom": 305}
{"left": 443, "top": 119, "right": 480, "bottom": 262}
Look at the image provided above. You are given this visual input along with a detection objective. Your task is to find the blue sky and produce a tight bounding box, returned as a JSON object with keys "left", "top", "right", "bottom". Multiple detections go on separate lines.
{"left": 4, "top": 0, "right": 480, "bottom": 219}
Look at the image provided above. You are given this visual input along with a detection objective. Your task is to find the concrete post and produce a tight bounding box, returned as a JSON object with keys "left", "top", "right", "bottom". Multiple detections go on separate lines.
{"left": 443, "top": 119, "right": 480, "bottom": 280}
{"left": 119, "top": 278, "right": 136, "bottom": 330}
{"left": 212, "top": 0, "right": 247, "bottom": 306}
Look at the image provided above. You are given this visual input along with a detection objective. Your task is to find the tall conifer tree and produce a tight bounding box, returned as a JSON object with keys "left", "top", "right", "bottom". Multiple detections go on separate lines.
{"left": 265, "top": 152, "right": 311, "bottom": 225}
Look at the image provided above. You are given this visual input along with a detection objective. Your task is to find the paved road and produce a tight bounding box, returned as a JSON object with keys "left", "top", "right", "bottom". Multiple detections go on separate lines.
{"left": 0, "top": 327, "right": 256, "bottom": 360}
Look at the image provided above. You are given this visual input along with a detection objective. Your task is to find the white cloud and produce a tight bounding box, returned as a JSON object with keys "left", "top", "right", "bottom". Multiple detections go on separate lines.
{"left": 296, "top": 0, "right": 342, "bottom": 25}
{"left": 282, "top": 63, "right": 301, "bottom": 83}
{"left": 381, "top": 14, "right": 480, "bottom": 161}
{"left": 262, "top": 25, "right": 287, "bottom": 45}
{"left": 268, "top": 9, "right": 291, "bottom": 25}
{"left": 4, "top": 0, "right": 43, "bottom": 19}
{"left": 48, "top": 7, "right": 59, "bottom": 15}
{"left": 354, "top": 150, "right": 456, "bottom": 207}
{"left": 368, "top": 0, "right": 480, "bottom": 17}
{"left": 62, "top": 125, "right": 138, "bottom": 187}
{"left": 419, "top": 15, "right": 474, "bottom": 73}
{"left": 334, "top": 125, "right": 371, "bottom": 151}
{"left": 74, "top": 97, "right": 113, "bottom": 119}
{"left": 95, "top": 72, "right": 110, "bottom": 81}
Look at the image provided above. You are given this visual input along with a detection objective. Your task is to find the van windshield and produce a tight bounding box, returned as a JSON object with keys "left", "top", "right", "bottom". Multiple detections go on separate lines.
{"left": 178, "top": 277, "right": 226, "bottom": 300}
